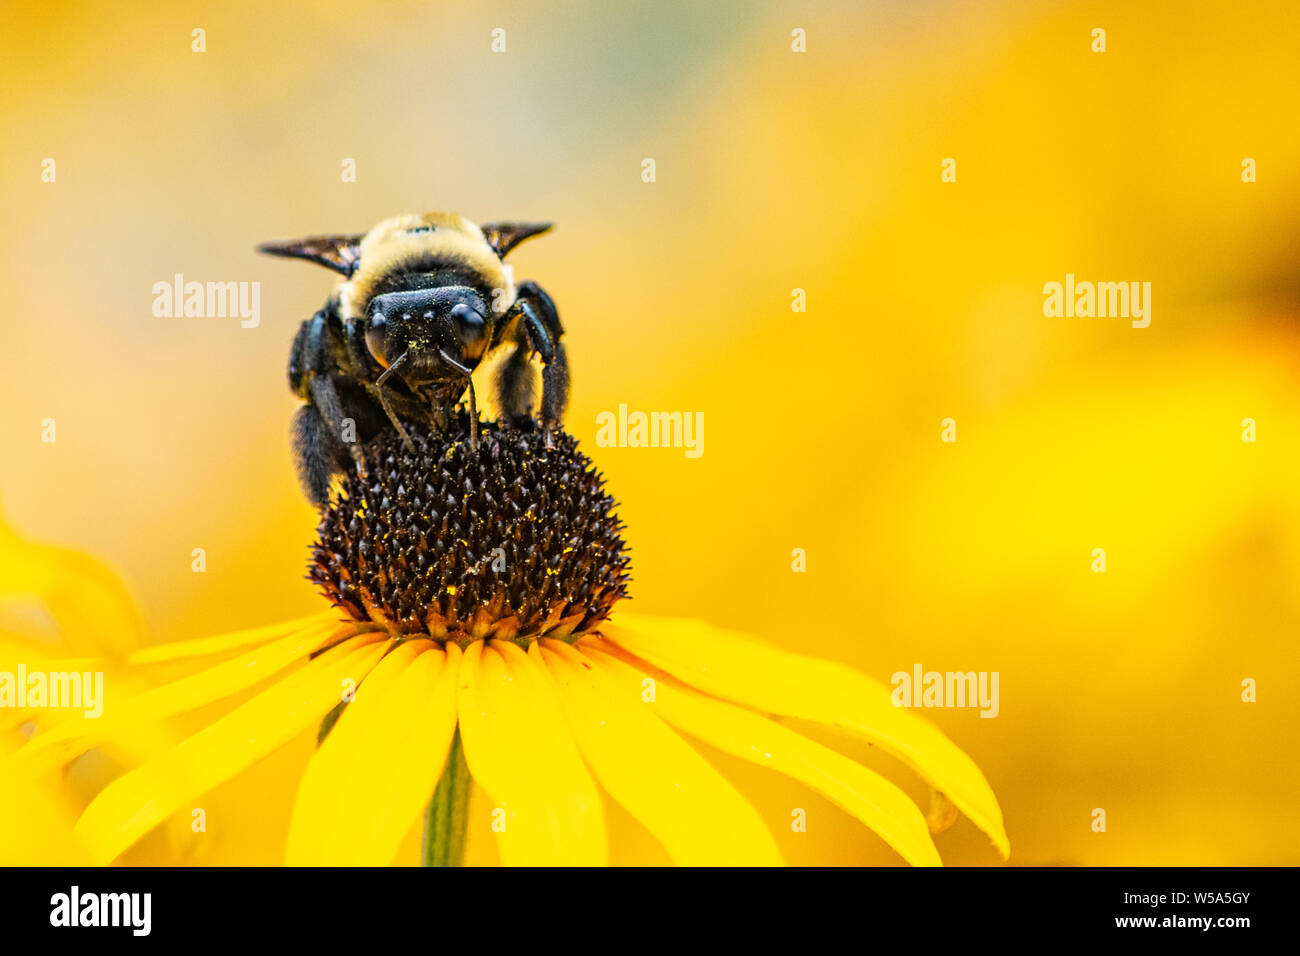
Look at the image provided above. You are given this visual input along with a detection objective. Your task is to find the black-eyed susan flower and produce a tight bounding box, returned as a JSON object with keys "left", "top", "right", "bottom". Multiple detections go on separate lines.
{"left": 25, "top": 424, "right": 1009, "bottom": 867}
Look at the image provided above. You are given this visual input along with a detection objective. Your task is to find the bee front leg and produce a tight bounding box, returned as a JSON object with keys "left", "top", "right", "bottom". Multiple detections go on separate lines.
{"left": 288, "top": 314, "right": 352, "bottom": 504}
{"left": 295, "top": 312, "right": 369, "bottom": 478}
{"left": 308, "top": 373, "right": 369, "bottom": 477}
{"left": 493, "top": 336, "right": 536, "bottom": 428}
{"left": 497, "top": 281, "right": 569, "bottom": 431}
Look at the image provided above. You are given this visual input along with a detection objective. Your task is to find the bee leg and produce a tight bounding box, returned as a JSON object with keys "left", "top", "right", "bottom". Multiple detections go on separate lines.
{"left": 493, "top": 337, "right": 536, "bottom": 428}
{"left": 539, "top": 338, "right": 569, "bottom": 431}
{"left": 507, "top": 281, "right": 569, "bottom": 432}
{"left": 291, "top": 405, "right": 342, "bottom": 508}
{"left": 287, "top": 318, "right": 311, "bottom": 395}
{"left": 308, "top": 373, "right": 368, "bottom": 476}
{"left": 289, "top": 309, "right": 369, "bottom": 480}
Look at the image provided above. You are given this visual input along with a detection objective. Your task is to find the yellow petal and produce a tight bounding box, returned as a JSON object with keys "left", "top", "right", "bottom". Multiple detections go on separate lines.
{"left": 585, "top": 642, "right": 941, "bottom": 866}
{"left": 20, "top": 617, "right": 347, "bottom": 772}
{"left": 599, "top": 613, "right": 1010, "bottom": 859}
{"left": 0, "top": 750, "right": 87, "bottom": 865}
{"left": 539, "top": 639, "right": 783, "bottom": 866}
{"left": 0, "top": 631, "right": 86, "bottom": 667}
{"left": 285, "top": 640, "right": 430, "bottom": 863}
{"left": 0, "top": 515, "right": 142, "bottom": 658}
{"left": 127, "top": 611, "right": 345, "bottom": 665}
{"left": 287, "top": 640, "right": 461, "bottom": 866}
{"left": 73, "top": 634, "right": 387, "bottom": 865}
{"left": 456, "top": 640, "right": 605, "bottom": 865}
{"left": 0, "top": 635, "right": 90, "bottom": 736}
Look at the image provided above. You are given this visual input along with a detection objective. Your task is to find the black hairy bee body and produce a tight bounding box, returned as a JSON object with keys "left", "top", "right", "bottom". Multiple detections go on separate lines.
{"left": 257, "top": 212, "right": 569, "bottom": 506}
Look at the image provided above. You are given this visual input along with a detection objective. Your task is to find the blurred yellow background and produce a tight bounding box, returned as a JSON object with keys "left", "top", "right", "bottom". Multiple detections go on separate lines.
{"left": 2, "top": 0, "right": 1298, "bottom": 865}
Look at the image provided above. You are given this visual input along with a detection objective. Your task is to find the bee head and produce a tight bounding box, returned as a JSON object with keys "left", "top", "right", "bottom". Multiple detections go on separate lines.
{"left": 365, "top": 285, "right": 491, "bottom": 386}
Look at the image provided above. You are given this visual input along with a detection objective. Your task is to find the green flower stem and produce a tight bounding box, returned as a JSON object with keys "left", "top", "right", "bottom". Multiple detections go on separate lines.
{"left": 422, "top": 728, "right": 470, "bottom": 867}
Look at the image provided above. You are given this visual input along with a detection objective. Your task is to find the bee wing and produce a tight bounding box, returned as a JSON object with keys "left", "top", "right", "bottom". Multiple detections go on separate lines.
{"left": 255, "top": 233, "right": 365, "bottom": 277}
{"left": 480, "top": 221, "right": 553, "bottom": 258}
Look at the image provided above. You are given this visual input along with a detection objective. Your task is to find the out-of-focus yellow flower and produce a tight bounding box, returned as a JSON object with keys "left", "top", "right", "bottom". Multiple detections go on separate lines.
{"left": 0, "top": 750, "right": 88, "bottom": 865}
{"left": 0, "top": 504, "right": 141, "bottom": 864}
{"left": 0, "top": 510, "right": 142, "bottom": 660}
{"left": 0, "top": 505, "right": 186, "bottom": 865}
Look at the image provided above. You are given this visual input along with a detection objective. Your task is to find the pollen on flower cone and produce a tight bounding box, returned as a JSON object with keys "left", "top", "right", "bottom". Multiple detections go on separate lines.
{"left": 310, "top": 418, "right": 631, "bottom": 644}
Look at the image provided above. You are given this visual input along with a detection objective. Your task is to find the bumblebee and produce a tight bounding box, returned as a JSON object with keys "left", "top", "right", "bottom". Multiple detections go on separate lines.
{"left": 257, "top": 212, "right": 568, "bottom": 506}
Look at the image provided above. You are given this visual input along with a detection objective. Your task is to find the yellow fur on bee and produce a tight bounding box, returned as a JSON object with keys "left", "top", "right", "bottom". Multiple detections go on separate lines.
{"left": 338, "top": 212, "right": 514, "bottom": 320}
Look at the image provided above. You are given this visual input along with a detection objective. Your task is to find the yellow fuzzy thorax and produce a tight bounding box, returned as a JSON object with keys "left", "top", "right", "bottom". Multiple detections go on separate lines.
{"left": 338, "top": 212, "right": 514, "bottom": 320}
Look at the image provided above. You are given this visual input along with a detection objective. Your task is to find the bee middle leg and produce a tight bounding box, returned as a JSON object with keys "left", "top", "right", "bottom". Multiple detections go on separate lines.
{"left": 291, "top": 404, "right": 349, "bottom": 507}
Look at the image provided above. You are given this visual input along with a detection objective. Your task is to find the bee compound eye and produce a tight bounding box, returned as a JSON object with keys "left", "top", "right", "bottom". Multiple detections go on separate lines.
{"left": 450, "top": 302, "right": 487, "bottom": 344}
{"left": 365, "top": 312, "right": 390, "bottom": 363}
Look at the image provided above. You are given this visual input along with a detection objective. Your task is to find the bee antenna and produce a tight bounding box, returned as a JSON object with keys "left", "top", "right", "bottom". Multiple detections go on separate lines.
{"left": 375, "top": 350, "right": 408, "bottom": 388}
{"left": 439, "top": 349, "right": 478, "bottom": 452}
{"left": 466, "top": 377, "right": 479, "bottom": 452}
{"left": 374, "top": 351, "right": 415, "bottom": 451}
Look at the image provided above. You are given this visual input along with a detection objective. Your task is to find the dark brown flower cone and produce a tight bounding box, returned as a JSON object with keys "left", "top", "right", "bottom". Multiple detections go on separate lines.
{"left": 311, "top": 415, "right": 631, "bottom": 645}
